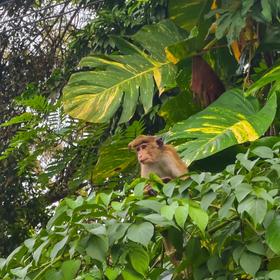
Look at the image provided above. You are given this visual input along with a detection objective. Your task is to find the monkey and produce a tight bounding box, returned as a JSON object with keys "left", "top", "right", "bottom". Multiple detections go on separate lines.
{"left": 128, "top": 135, "right": 188, "bottom": 180}
{"left": 128, "top": 135, "right": 189, "bottom": 269}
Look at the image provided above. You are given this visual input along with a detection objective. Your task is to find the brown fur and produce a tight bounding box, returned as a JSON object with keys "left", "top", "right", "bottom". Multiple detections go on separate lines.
{"left": 128, "top": 135, "right": 188, "bottom": 178}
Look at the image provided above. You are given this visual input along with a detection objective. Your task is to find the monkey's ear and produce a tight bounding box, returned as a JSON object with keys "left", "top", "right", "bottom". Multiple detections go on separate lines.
{"left": 156, "top": 137, "right": 164, "bottom": 147}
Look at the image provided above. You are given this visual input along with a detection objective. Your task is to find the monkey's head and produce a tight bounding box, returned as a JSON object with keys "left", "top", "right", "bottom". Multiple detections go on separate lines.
{"left": 128, "top": 135, "right": 164, "bottom": 164}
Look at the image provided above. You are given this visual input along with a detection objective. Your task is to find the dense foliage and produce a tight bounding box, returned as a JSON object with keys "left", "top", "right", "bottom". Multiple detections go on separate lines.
{"left": 0, "top": 0, "right": 167, "bottom": 256}
{"left": 1, "top": 145, "right": 279, "bottom": 279}
{"left": 0, "top": 0, "right": 280, "bottom": 279}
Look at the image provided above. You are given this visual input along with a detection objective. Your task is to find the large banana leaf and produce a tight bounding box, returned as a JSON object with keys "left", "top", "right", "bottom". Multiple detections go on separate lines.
{"left": 165, "top": 89, "right": 277, "bottom": 165}
{"left": 63, "top": 20, "right": 187, "bottom": 123}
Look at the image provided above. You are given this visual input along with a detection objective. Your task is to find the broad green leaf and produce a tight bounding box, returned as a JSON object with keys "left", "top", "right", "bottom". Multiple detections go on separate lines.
{"left": 238, "top": 198, "right": 267, "bottom": 225}
{"left": 174, "top": 205, "right": 189, "bottom": 228}
{"left": 162, "top": 181, "right": 176, "bottom": 197}
{"left": 160, "top": 202, "right": 178, "bottom": 221}
{"left": 99, "top": 193, "right": 112, "bottom": 207}
{"left": 233, "top": 246, "right": 244, "bottom": 264}
{"left": 218, "top": 195, "right": 235, "bottom": 219}
{"left": 81, "top": 223, "right": 106, "bottom": 236}
{"left": 122, "top": 268, "right": 142, "bottom": 280}
{"left": 24, "top": 238, "right": 36, "bottom": 251}
{"left": 189, "top": 203, "right": 208, "bottom": 233}
{"left": 166, "top": 89, "right": 277, "bottom": 165}
{"left": 266, "top": 216, "right": 280, "bottom": 255}
{"left": 144, "top": 214, "right": 176, "bottom": 227}
{"left": 33, "top": 240, "right": 49, "bottom": 264}
{"left": 107, "top": 222, "right": 130, "bottom": 246}
{"left": 234, "top": 183, "right": 252, "bottom": 202}
{"left": 207, "top": 256, "right": 222, "bottom": 275}
{"left": 11, "top": 265, "right": 30, "bottom": 279}
{"left": 136, "top": 200, "right": 164, "bottom": 213}
{"left": 134, "top": 182, "right": 146, "bottom": 197}
{"left": 105, "top": 267, "right": 121, "bottom": 280}
{"left": 239, "top": 251, "right": 261, "bottom": 276}
{"left": 128, "top": 246, "right": 149, "bottom": 276}
{"left": 86, "top": 235, "right": 109, "bottom": 262}
{"left": 236, "top": 153, "right": 259, "bottom": 171}
{"left": 254, "top": 188, "right": 274, "bottom": 204}
{"left": 246, "top": 242, "right": 265, "bottom": 256}
{"left": 201, "top": 192, "right": 216, "bottom": 210}
{"left": 63, "top": 20, "right": 186, "bottom": 123}
{"left": 5, "top": 245, "right": 26, "bottom": 266}
{"left": 61, "top": 260, "right": 81, "bottom": 280}
{"left": 65, "top": 196, "right": 83, "bottom": 209}
{"left": 127, "top": 222, "right": 154, "bottom": 246}
{"left": 269, "top": 270, "right": 280, "bottom": 280}
{"left": 229, "top": 175, "right": 244, "bottom": 187}
{"left": 111, "top": 201, "right": 123, "bottom": 211}
{"left": 252, "top": 146, "right": 274, "bottom": 159}
{"left": 50, "top": 236, "right": 68, "bottom": 260}
{"left": 45, "top": 269, "right": 63, "bottom": 280}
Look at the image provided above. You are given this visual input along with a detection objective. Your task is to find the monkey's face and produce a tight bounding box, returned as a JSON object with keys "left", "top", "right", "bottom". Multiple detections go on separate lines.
{"left": 136, "top": 143, "right": 159, "bottom": 164}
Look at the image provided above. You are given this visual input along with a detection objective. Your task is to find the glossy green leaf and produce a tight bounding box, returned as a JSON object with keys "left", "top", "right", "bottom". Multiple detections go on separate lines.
{"left": 86, "top": 235, "right": 109, "bottom": 262}
{"left": 134, "top": 182, "right": 146, "bottom": 197}
{"left": 128, "top": 246, "right": 149, "bottom": 276}
{"left": 174, "top": 205, "right": 189, "bottom": 228}
{"left": 105, "top": 267, "right": 121, "bottom": 280}
{"left": 246, "top": 242, "right": 265, "bottom": 256}
{"left": 127, "top": 222, "right": 154, "bottom": 246}
{"left": 160, "top": 202, "right": 178, "bottom": 221}
{"left": 33, "top": 240, "right": 49, "bottom": 264}
{"left": 266, "top": 216, "right": 280, "bottom": 255}
{"left": 61, "top": 260, "right": 81, "bottom": 280}
{"left": 162, "top": 181, "right": 176, "bottom": 197}
{"left": 238, "top": 197, "right": 267, "bottom": 225}
{"left": 218, "top": 195, "right": 235, "bottom": 219}
{"left": 144, "top": 214, "right": 176, "bottom": 227}
{"left": 136, "top": 200, "right": 164, "bottom": 213}
{"left": 269, "top": 270, "right": 280, "bottom": 280}
{"left": 166, "top": 89, "right": 277, "bottom": 165}
{"left": 201, "top": 192, "right": 217, "bottom": 210}
{"left": 240, "top": 251, "right": 261, "bottom": 276}
{"left": 252, "top": 146, "right": 274, "bottom": 159}
{"left": 189, "top": 203, "right": 208, "bottom": 234}
{"left": 63, "top": 20, "right": 186, "bottom": 123}
{"left": 122, "top": 268, "right": 142, "bottom": 280}
{"left": 11, "top": 265, "right": 30, "bottom": 278}
{"left": 107, "top": 222, "right": 130, "bottom": 246}
{"left": 45, "top": 269, "right": 63, "bottom": 280}
{"left": 234, "top": 183, "right": 252, "bottom": 202}
{"left": 50, "top": 236, "right": 68, "bottom": 260}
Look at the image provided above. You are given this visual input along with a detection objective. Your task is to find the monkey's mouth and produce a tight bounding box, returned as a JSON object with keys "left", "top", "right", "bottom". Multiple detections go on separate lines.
{"left": 140, "top": 158, "right": 152, "bottom": 164}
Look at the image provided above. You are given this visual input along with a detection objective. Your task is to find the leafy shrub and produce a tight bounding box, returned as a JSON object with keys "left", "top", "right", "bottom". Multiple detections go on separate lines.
{"left": 1, "top": 142, "right": 279, "bottom": 280}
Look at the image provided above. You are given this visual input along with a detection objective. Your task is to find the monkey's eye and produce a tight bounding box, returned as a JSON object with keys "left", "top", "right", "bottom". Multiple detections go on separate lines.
{"left": 141, "top": 144, "right": 147, "bottom": 149}
{"left": 136, "top": 147, "right": 141, "bottom": 152}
